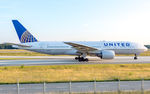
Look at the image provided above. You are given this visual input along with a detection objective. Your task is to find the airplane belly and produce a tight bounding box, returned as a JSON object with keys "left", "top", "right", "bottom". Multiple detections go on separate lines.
{"left": 113, "top": 49, "right": 145, "bottom": 54}
{"left": 47, "top": 49, "right": 68, "bottom": 55}
{"left": 27, "top": 49, "right": 78, "bottom": 55}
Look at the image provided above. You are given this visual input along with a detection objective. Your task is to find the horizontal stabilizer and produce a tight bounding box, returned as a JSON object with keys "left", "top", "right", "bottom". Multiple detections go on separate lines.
{"left": 1, "top": 43, "right": 31, "bottom": 48}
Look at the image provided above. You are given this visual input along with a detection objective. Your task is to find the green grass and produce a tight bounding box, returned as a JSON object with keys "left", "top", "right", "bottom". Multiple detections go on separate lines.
{"left": 20, "top": 90, "right": 150, "bottom": 94}
{"left": 69, "top": 91, "right": 150, "bottom": 94}
{"left": 37, "top": 91, "right": 150, "bottom": 94}
{"left": 0, "top": 64, "right": 150, "bottom": 84}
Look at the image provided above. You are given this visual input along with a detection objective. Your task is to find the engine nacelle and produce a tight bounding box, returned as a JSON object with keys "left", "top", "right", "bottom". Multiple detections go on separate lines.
{"left": 97, "top": 50, "right": 115, "bottom": 59}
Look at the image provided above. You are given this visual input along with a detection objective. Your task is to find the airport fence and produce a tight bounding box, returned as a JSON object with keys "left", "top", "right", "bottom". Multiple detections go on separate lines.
{"left": 0, "top": 79, "right": 150, "bottom": 94}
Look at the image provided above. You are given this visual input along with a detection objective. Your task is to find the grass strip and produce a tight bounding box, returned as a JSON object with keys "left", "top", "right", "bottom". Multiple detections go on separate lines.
{"left": 69, "top": 91, "right": 150, "bottom": 94}
{"left": 0, "top": 64, "right": 150, "bottom": 84}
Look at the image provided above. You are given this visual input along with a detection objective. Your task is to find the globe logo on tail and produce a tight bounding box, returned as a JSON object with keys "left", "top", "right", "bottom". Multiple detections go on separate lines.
{"left": 21, "top": 31, "right": 38, "bottom": 43}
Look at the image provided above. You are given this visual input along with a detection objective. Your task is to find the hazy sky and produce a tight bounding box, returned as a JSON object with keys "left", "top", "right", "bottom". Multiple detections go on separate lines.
{"left": 0, "top": 0, "right": 150, "bottom": 44}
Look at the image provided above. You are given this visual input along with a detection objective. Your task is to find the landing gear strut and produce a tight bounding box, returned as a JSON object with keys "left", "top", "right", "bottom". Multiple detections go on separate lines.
{"left": 134, "top": 54, "right": 138, "bottom": 60}
{"left": 75, "top": 56, "right": 88, "bottom": 62}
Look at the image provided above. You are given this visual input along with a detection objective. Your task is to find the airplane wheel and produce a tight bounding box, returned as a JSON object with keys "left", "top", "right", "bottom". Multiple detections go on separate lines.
{"left": 134, "top": 57, "right": 137, "bottom": 60}
{"left": 78, "top": 58, "right": 82, "bottom": 62}
{"left": 85, "top": 58, "right": 88, "bottom": 62}
{"left": 134, "top": 54, "right": 138, "bottom": 60}
{"left": 78, "top": 57, "right": 88, "bottom": 62}
{"left": 75, "top": 57, "right": 78, "bottom": 60}
{"left": 75, "top": 56, "right": 81, "bottom": 60}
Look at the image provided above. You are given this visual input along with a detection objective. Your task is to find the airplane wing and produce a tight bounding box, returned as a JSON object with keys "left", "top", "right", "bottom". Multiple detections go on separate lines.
{"left": 64, "top": 42, "right": 98, "bottom": 53}
{"left": 1, "top": 43, "right": 31, "bottom": 48}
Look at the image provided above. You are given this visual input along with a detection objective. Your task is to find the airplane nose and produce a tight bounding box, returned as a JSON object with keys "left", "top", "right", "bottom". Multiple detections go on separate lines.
{"left": 144, "top": 46, "right": 148, "bottom": 51}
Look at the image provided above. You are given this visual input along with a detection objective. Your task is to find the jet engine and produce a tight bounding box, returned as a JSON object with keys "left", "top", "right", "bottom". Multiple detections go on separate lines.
{"left": 97, "top": 50, "right": 115, "bottom": 59}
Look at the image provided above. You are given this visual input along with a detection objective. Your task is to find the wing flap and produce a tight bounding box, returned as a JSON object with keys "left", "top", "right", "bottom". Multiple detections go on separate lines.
{"left": 64, "top": 42, "right": 98, "bottom": 53}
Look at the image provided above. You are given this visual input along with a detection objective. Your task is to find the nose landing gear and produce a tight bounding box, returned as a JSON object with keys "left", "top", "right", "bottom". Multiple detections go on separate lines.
{"left": 134, "top": 54, "right": 138, "bottom": 60}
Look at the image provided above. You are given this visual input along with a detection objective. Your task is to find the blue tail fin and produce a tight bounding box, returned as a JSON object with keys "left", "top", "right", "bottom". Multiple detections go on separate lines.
{"left": 12, "top": 20, "right": 38, "bottom": 43}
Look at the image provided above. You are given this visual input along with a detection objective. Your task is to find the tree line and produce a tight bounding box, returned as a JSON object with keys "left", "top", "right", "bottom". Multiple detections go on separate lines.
{"left": 0, "top": 44, "right": 16, "bottom": 49}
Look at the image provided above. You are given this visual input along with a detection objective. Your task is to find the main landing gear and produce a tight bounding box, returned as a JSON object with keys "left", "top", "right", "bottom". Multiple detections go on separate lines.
{"left": 134, "top": 54, "right": 138, "bottom": 60}
{"left": 75, "top": 56, "right": 88, "bottom": 62}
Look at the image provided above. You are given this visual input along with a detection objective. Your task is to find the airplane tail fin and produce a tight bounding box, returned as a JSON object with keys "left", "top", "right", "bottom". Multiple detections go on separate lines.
{"left": 12, "top": 20, "right": 38, "bottom": 43}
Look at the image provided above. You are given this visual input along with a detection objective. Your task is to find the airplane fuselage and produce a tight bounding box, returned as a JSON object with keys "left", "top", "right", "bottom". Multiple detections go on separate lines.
{"left": 14, "top": 41, "right": 147, "bottom": 56}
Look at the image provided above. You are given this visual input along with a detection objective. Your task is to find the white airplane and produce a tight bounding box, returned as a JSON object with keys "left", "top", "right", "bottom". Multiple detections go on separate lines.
{"left": 6, "top": 20, "right": 148, "bottom": 61}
